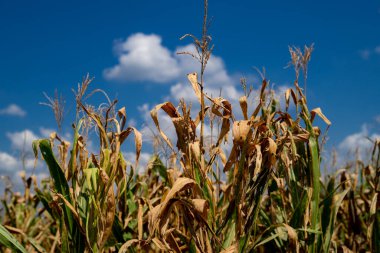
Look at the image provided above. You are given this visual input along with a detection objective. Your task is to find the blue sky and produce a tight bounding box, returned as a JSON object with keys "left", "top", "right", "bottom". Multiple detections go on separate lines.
{"left": 0, "top": 0, "right": 379, "bottom": 186}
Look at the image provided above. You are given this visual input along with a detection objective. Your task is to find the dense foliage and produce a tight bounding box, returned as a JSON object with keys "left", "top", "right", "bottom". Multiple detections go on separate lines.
{"left": 0, "top": 2, "right": 379, "bottom": 252}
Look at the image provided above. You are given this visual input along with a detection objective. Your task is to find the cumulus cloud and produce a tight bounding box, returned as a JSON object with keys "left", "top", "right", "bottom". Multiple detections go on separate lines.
{"left": 0, "top": 104, "right": 26, "bottom": 117}
{"left": 0, "top": 150, "right": 38, "bottom": 177}
{"left": 103, "top": 33, "right": 237, "bottom": 87}
{"left": 104, "top": 33, "right": 181, "bottom": 83}
{"left": 6, "top": 129, "right": 39, "bottom": 151}
{"left": 338, "top": 124, "right": 380, "bottom": 160}
{"left": 0, "top": 152, "right": 18, "bottom": 171}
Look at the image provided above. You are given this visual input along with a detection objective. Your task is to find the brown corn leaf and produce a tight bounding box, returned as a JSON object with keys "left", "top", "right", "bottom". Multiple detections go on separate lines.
{"left": 368, "top": 192, "right": 378, "bottom": 246}
{"left": 340, "top": 246, "right": 354, "bottom": 253}
{"left": 152, "top": 237, "right": 168, "bottom": 250}
{"left": 194, "top": 106, "right": 210, "bottom": 127}
{"left": 254, "top": 144, "right": 262, "bottom": 176}
{"left": 119, "top": 127, "right": 142, "bottom": 168}
{"left": 264, "top": 138, "right": 277, "bottom": 167}
{"left": 220, "top": 243, "right": 238, "bottom": 253}
{"left": 187, "top": 72, "right": 202, "bottom": 105}
{"left": 119, "top": 239, "right": 140, "bottom": 253}
{"left": 285, "top": 88, "right": 298, "bottom": 110}
{"left": 224, "top": 144, "right": 238, "bottom": 172}
{"left": 190, "top": 141, "right": 201, "bottom": 160}
{"left": 149, "top": 177, "right": 197, "bottom": 234}
{"left": 191, "top": 199, "right": 209, "bottom": 220}
{"left": 150, "top": 102, "right": 180, "bottom": 150}
{"left": 311, "top": 107, "right": 331, "bottom": 126}
{"left": 239, "top": 96, "right": 248, "bottom": 120}
{"left": 211, "top": 97, "right": 231, "bottom": 119}
{"left": 233, "top": 120, "right": 251, "bottom": 144}
{"left": 283, "top": 224, "right": 299, "bottom": 253}
{"left": 165, "top": 231, "right": 182, "bottom": 253}
{"left": 285, "top": 88, "right": 291, "bottom": 110}
{"left": 138, "top": 199, "right": 143, "bottom": 241}
{"left": 117, "top": 107, "right": 127, "bottom": 130}
{"left": 98, "top": 172, "right": 116, "bottom": 249}
{"left": 215, "top": 146, "right": 227, "bottom": 166}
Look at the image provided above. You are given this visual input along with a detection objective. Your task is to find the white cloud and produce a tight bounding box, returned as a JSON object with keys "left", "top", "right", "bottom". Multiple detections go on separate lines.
{"left": 0, "top": 149, "right": 48, "bottom": 191}
{"left": 0, "top": 104, "right": 26, "bottom": 117}
{"left": 338, "top": 124, "right": 380, "bottom": 160}
{"left": 0, "top": 152, "right": 18, "bottom": 171}
{"left": 6, "top": 129, "right": 40, "bottom": 151}
{"left": 39, "top": 127, "right": 55, "bottom": 138}
{"left": 39, "top": 127, "right": 72, "bottom": 141}
{"left": 104, "top": 33, "right": 181, "bottom": 83}
{"left": 6, "top": 128, "right": 74, "bottom": 153}
{"left": 124, "top": 151, "right": 152, "bottom": 173}
{"left": 103, "top": 33, "right": 238, "bottom": 87}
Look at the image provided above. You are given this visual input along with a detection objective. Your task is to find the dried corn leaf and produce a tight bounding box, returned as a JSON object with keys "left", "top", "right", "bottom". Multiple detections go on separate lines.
{"left": 119, "top": 239, "right": 139, "bottom": 252}
{"left": 98, "top": 171, "right": 116, "bottom": 249}
{"left": 311, "top": 107, "right": 331, "bottom": 126}
{"left": 220, "top": 243, "right": 238, "bottom": 253}
{"left": 117, "top": 107, "right": 127, "bottom": 130}
{"left": 283, "top": 224, "right": 299, "bottom": 253}
{"left": 239, "top": 96, "right": 248, "bottom": 120}
{"left": 191, "top": 199, "right": 209, "bottom": 220}
{"left": 119, "top": 127, "right": 142, "bottom": 168}
{"left": 224, "top": 144, "right": 238, "bottom": 172}
{"left": 150, "top": 102, "right": 180, "bottom": 150}
{"left": 149, "top": 177, "right": 197, "bottom": 234}
{"left": 138, "top": 199, "right": 143, "bottom": 241}
{"left": 233, "top": 120, "right": 251, "bottom": 144}
{"left": 187, "top": 72, "right": 202, "bottom": 104}
{"left": 211, "top": 97, "right": 231, "bottom": 119}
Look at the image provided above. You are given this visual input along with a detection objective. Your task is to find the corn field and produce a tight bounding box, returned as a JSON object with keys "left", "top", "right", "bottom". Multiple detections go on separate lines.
{"left": 0, "top": 2, "right": 379, "bottom": 253}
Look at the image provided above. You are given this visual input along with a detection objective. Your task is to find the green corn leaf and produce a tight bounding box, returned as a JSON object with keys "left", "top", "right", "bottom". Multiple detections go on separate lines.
{"left": 222, "top": 219, "right": 235, "bottom": 249}
{"left": 0, "top": 224, "right": 27, "bottom": 253}
{"left": 37, "top": 139, "right": 73, "bottom": 231}
{"left": 322, "top": 186, "right": 350, "bottom": 252}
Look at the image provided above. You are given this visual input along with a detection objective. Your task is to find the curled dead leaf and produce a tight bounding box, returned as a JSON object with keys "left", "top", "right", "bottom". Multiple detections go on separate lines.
{"left": 233, "top": 120, "right": 251, "bottom": 144}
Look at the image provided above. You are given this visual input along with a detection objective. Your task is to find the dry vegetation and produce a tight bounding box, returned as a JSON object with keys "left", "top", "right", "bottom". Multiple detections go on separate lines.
{"left": 1, "top": 1, "right": 379, "bottom": 252}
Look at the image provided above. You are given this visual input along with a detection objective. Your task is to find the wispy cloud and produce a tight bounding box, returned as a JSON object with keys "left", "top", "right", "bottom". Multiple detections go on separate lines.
{"left": 359, "top": 45, "right": 380, "bottom": 60}
{"left": 375, "top": 115, "right": 380, "bottom": 124}
{"left": 359, "top": 49, "right": 371, "bottom": 60}
{"left": 375, "top": 46, "right": 380, "bottom": 54}
{"left": 0, "top": 104, "right": 26, "bottom": 117}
